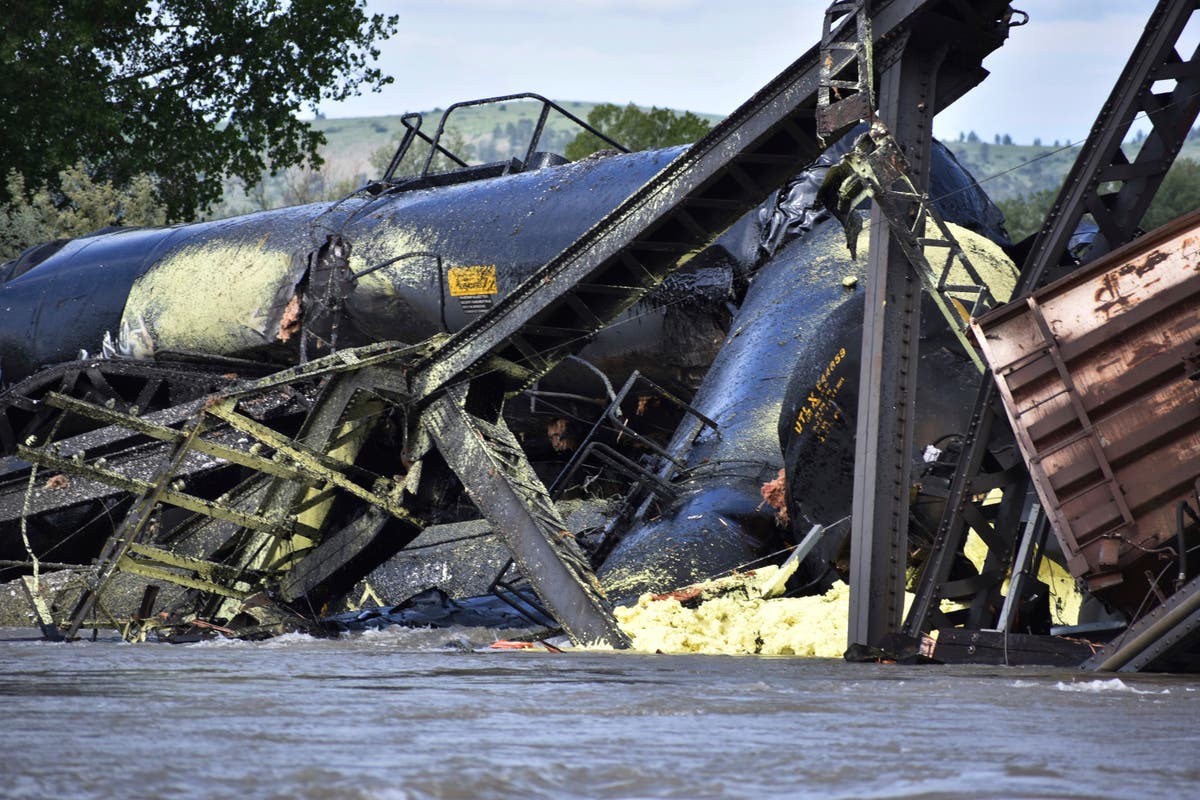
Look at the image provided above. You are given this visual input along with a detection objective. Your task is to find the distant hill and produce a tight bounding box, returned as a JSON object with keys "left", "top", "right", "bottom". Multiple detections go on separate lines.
{"left": 214, "top": 101, "right": 722, "bottom": 215}
{"left": 939, "top": 132, "right": 1200, "bottom": 203}
{"left": 216, "top": 102, "right": 1200, "bottom": 217}
{"left": 944, "top": 140, "right": 1079, "bottom": 202}
{"left": 311, "top": 100, "right": 632, "bottom": 177}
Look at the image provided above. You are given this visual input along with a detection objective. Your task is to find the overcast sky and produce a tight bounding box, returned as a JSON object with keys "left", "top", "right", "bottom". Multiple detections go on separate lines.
{"left": 322, "top": 1, "right": 1173, "bottom": 147}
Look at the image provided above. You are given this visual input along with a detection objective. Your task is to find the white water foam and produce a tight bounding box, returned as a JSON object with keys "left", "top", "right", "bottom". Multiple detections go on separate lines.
{"left": 1053, "top": 677, "right": 1170, "bottom": 695}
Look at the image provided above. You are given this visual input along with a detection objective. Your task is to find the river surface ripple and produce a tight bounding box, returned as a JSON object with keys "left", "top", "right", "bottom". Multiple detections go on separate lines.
{"left": 1, "top": 626, "right": 1197, "bottom": 799}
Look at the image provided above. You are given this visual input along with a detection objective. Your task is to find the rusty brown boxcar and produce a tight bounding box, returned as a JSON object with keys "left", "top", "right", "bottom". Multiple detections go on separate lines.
{"left": 973, "top": 209, "right": 1200, "bottom": 617}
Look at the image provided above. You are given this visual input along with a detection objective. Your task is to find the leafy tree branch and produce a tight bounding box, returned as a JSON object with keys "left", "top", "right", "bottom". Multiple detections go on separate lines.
{"left": 0, "top": 0, "right": 398, "bottom": 221}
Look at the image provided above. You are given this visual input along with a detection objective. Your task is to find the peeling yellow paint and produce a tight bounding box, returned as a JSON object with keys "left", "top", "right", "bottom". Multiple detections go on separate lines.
{"left": 344, "top": 227, "right": 444, "bottom": 340}
{"left": 942, "top": 527, "right": 1081, "bottom": 626}
{"left": 1040, "top": 555, "right": 1082, "bottom": 627}
{"left": 123, "top": 240, "right": 297, "bottom": 356}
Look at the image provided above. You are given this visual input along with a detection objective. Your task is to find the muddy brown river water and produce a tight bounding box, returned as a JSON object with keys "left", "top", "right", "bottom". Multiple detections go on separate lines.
{"left": 1, "top": 626, "right": 1197, "bottom": 799}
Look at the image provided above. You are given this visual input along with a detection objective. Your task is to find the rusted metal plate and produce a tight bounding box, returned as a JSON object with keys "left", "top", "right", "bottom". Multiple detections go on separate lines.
{"left": 973, "top": 209, "right": 1200, "bottom": 615}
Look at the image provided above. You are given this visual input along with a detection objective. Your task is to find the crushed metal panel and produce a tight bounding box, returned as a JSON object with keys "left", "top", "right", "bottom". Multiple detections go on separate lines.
{"left": 973, "top": 209, "right": 1200, "bottom": 615}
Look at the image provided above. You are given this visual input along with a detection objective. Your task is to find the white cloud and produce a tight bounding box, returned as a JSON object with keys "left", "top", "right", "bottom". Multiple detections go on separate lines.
{"left": 935, "top": 6, "right": 1161, "bottom": 144}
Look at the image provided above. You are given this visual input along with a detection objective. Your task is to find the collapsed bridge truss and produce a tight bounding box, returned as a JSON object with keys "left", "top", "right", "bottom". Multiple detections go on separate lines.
{"left": 1, "top": 0, "right": 1016, "bottom": 646}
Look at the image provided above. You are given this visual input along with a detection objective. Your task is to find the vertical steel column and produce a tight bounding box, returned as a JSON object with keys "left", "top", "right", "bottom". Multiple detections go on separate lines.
{"left": 848, "top": 36, "right": 944, "bottom": 650}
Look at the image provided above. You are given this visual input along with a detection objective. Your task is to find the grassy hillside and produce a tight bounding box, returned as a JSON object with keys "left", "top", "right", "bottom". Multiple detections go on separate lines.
{"left": 219, "top": 102, "right": 1198, "bottom": 218}
{"left": 943, "top": 140, "right": 1079, "bottom": 202}
{"left": 946, "top": 134, "right": 1200, "bottom": 203}
{"left": 307, "top": 106, "right": 1089, "bottom": 204}
{"left": 306, "top": 111, "right": 1095, "bottom": 204}
{"left": 215, "top": 100, "right": 721, "bottom": 215}
{"left": 311, "top": 100, "right": 621, "bottom": 176}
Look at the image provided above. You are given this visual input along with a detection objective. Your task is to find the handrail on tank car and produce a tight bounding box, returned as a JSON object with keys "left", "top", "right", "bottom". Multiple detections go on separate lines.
{"left": 381, "top": 93, "right": 630, "bottom": 183}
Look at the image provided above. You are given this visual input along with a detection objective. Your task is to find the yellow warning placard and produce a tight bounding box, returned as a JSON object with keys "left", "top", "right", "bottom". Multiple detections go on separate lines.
{"left": 448, "top": 265, "right": 498, "bottom": 297}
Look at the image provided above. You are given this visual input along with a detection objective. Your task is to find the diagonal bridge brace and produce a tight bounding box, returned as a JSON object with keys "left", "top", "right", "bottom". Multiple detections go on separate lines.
{"left": 421, "top": 386, "right": 631, "bottom": 647}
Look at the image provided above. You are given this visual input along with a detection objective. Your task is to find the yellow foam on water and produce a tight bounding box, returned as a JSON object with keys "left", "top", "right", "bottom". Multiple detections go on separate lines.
{"left": 611, "top": 566, "right": 855, "bottom": 657}
{"left": 607, "top": 522, "right": 1082, "bottom": 655}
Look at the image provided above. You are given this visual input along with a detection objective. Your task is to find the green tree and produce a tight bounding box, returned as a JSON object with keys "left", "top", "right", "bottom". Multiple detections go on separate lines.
{"left": 277, "top": 162, "right": 361, "bottom": 208}
{"left": 564, "top": 103, "right": 713, "bottom": 160}
{"left": 369, "top": 129, "right": 475, "bottom": 179}
{"left": 996, "top": 186, "right": 1057, "bottom": 241}
{"left": 0, "top": 1, "right": 398, "bottom": 220}
{"left": 1143, "top": 158, "right": 1200, "bottom": 230}
{"left": 996, "top": 157, "right": 1200, "bottom": 243}
{"left": 0, "top": 162, "right": 167, "bottom": 260}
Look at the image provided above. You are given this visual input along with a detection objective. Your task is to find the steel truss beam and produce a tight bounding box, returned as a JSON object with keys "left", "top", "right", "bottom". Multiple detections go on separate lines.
{"left": 424, "top": 387, "right": 631, "bottom": 647}
{"left": 1084, "top": 573, "right": 1200, "bottom": 672}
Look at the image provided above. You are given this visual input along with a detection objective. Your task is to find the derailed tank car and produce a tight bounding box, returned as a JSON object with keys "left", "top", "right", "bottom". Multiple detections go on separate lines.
{"left": 0, "top": 110, "right": 736, "bottom": 588}
{"left": 598, "top": 132, "right": 1017, "bottom": 602}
